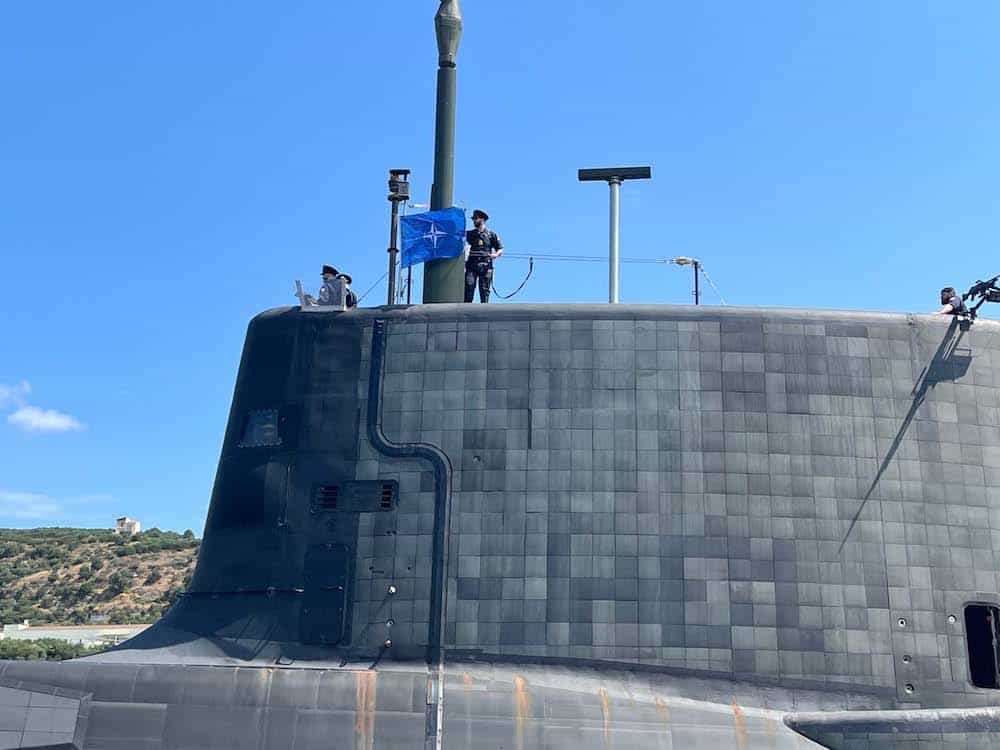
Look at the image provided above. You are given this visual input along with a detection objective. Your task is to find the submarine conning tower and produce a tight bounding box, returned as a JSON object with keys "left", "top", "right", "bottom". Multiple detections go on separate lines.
{"left": 124, "top": 303, "right": 1000, "bottom": 705}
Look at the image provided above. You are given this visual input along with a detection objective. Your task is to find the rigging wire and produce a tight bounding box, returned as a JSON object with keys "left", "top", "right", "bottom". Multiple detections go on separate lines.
{"left": 355, "top": 249, "right": 724, "bottom": 305}
{"left": 491, "top": 257, "right": 534, "bottom": 299}
{"left": 504, "top": 252, "right": 665, "bottom": 264}
{"left": 502, "top": 250, "right": 728, "bottom": 304}
{"left": 357, "top": 271, "right": 389, "bottom": 304}
{"left": 698, "top": 264, "right": 727, "bottom": 305}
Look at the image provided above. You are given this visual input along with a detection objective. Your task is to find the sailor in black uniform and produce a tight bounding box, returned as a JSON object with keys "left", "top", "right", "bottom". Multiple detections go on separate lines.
{"left": 465, "top": 209, "right": 503, "bottom": 303}
{"left": 317, "top": 265, "right": 340, "bottom": 306}
{"left": 337, "top": 272, "right": 359, "bottom": 309}
{"left": 316, "top": 265, "right": 358, "bottom": 308}
{"left": 938, "top": 286, "right": 967, "bottom": 316}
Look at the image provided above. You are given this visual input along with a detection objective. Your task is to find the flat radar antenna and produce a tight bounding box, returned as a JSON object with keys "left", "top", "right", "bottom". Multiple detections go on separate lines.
{"left": 578, "top": 167, "right": 653, "bottom": 303}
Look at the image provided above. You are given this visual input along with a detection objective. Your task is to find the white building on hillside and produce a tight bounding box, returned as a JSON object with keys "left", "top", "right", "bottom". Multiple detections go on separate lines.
{"left": 114, "top": 517, "right": 140, "bottom": 536}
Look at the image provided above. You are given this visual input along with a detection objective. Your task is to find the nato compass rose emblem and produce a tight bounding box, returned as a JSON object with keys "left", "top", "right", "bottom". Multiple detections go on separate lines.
{"left": 423, "top": 222, "right": 448, "bottom": 248}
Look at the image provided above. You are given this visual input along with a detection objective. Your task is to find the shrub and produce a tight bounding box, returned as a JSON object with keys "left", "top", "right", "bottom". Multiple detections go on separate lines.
{"left": 0, "top": 638, "right": 105, "bottom": 661}
{"left": 106, "top": 571, "right": 132, "bottom": 597}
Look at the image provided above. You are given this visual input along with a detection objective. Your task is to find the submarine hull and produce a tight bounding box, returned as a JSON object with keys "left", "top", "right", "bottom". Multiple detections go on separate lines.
{"left": 3, "top": 303, "right": 1000, "bottom": 748}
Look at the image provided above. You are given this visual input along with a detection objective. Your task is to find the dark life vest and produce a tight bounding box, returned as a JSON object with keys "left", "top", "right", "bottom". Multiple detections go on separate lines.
{"left": 467, "top": 229, "right": 502, "bottom": 263}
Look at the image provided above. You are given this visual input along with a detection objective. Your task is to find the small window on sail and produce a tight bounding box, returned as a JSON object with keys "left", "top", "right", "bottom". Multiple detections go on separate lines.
{"left": 239, "top": 409, "right": 282, "bottom": 448}
{"left": 965, "top": 604, "right": 1000, "bottom": 688}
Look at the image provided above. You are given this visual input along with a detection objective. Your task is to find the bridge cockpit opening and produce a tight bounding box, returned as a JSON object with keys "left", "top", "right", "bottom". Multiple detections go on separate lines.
{"left": 965, "top": 603, "right": 1000, "bottom": 689}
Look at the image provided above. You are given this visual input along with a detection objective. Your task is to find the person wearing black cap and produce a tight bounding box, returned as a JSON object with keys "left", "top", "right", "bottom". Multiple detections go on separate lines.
{"left": 465, "top": 209, "right": 503, "bottom": 303}
{"left": 316, "top": 265, "right": 358, "bottom": 308}
{"left": 317, "top": 265, "right": 340, "bottom": 306}
{"left": 337, "top": 272, "right": 358, "bottom": 308}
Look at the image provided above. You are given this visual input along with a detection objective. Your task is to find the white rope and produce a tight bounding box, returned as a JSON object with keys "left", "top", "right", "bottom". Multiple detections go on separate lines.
{"left": 698, "top": 264, "right": 727, "bottom": 305}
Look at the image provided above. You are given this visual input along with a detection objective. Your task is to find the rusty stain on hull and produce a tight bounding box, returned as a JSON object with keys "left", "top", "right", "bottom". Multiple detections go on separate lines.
{"left": 463, "top": 672, "right": 473, "bottom": 692}
{"left": 355, "top": 671, "right": 377, "bottom": 750}
{"left": 514, "top": 674, "right": 530, "bottom": 750}
{"left": 732, "top": 700, "right": 749, "bottom": 750}
{"left": 598, "top": 687, "right": 611, "bottom": 748}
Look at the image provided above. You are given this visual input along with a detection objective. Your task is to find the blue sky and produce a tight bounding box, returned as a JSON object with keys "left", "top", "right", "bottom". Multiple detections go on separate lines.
{"left": 1, "top": 2, "right": 998, "bottom": 532}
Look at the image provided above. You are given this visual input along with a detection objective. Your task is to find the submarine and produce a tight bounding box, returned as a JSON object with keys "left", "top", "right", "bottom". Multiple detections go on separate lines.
{"left": 4, "top": 4, "right": 1000, "bottom": 749}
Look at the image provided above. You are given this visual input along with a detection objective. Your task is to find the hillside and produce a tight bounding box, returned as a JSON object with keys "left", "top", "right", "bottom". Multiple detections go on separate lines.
{"left": 0, "top": 528, "right": 199, "bottom": 625}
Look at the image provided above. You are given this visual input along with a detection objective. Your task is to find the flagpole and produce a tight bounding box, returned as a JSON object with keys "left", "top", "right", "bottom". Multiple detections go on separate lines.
{"left": 402, "top": 202, "right": 411, "bottom": 305}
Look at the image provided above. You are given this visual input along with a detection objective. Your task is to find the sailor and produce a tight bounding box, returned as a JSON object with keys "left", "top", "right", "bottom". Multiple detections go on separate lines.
{"left": 317, "top": 265, "right": 341, "bottom": 306}
{"left": 316, "top": 266, "right": 358, "bottom": 308}
{"left": 465, "top": 209, "right": 503, "bottom": 303}
{"left": 337, "top": 273, "right": 359, "bottom": 309}
{"left": 937, "top": 286, "right": 967, "bottom": 315}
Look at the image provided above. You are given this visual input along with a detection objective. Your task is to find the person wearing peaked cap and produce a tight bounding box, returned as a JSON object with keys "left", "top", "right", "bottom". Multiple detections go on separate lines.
{"left": 317, "top": 265, "right": 338, "bottom": 306}
{"left": 337, "top": 273, "right": 358, "bottom": 308}
{"left": 465, "top": 209, "right": 504, "bottom": 303}
{"left": 317, "top": 264, "right": 357, "bottom": 308}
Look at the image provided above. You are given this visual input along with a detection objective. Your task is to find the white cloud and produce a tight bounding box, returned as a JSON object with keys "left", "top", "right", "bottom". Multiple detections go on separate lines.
{"left": 0, "top": 381, "right": 31, "bottom": 410}
{"left": 0, "top": 381, "right": 86, "bottom": 434}
{"left": 8, "top": 406, "right": 85, "bottom": 433}
{"left": 0, "top": 491, "right": 62, "bottom": 521}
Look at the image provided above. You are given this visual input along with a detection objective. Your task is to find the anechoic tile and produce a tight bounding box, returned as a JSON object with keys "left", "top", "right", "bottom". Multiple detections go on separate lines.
{"left": 355, "top": 312, "right": 1000, "bottom": 695}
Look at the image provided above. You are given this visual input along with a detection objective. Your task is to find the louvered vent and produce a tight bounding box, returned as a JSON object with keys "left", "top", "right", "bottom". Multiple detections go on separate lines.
{"left": 313, "top": 485, "right": 340, "bottom": 511}
{"left": 379, "top": 483, "right": 394, "bottom": 510}
{"left": 310, "top": 481, "right": 397, "bottom": 513}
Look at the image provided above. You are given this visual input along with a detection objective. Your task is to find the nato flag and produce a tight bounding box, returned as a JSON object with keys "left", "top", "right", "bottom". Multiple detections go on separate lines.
{"left": 400, "top": 208, "right": 466, "bottom": 269}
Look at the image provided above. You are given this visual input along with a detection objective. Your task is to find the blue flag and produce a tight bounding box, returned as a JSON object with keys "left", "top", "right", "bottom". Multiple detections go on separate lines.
{"left": 400, "top": 208, "right": 466, "bottom": 269}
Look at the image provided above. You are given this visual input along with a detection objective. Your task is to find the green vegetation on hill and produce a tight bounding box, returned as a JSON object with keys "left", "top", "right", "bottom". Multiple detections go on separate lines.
{"left": 0, "top": 527, "right": 199, "bottom": 626}
{"left": 0, "top": 638, "right": 104, "bottom": 661}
